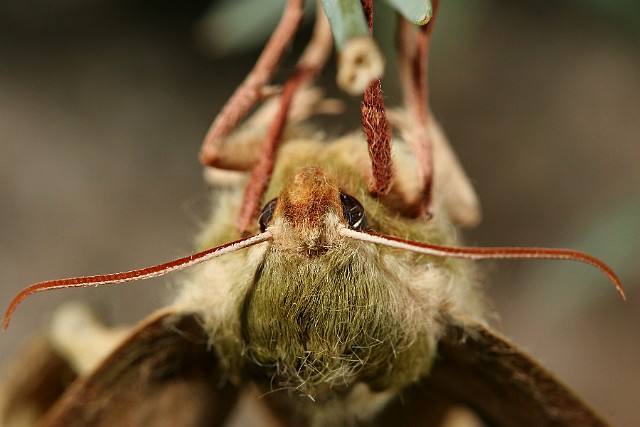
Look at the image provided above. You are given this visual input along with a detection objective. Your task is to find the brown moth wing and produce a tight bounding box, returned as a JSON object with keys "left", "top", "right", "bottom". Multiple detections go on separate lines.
{"left": 0, "top": 336, "right": 77, "bottom": 427}
{"left": 378, "top": 316, "right": 609, "bottom": 427}
{"left": 36, "top": 310, "right": 238, "bottom": 427}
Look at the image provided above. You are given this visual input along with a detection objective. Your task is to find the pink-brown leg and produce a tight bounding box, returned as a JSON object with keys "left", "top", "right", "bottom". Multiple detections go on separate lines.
{"left": 199, "top": 0, "right": 304, "bottom": 169}
{"left": 236, "top": 5, "right": 333, "bottom": 234}
{"left": 396, "top": 0, "right": 440, "bottom": 216}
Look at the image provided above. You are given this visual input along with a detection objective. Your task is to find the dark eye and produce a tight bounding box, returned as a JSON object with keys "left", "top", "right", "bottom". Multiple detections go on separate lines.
{"left": 340, "top": 193, "right": 366, "bottom": 231}
{"left": 259, "top": 198, "right": 278, "bottom": 232}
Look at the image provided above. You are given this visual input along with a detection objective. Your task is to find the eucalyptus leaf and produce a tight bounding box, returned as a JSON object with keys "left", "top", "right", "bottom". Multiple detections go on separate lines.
{"left": 320, "top": 0, "right": 370, "bottom": 50}
{"left": 197, "top": 0, "right": 315, "bottom": 56}
{"left": 384, "top": 0, "right": 433, "bottom": 25}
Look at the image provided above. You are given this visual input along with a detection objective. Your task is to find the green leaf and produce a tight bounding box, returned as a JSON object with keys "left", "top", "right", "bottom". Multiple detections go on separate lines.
{"left": 384, "top": 0, "right": 432, "bottom": 25}
{"left": 320, "top": 0, "right": 370, "bottom": 50}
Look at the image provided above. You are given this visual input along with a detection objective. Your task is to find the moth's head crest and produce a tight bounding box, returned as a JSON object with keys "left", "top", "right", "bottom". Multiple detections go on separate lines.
{"left": 276, "top": 167, "right": 342, "bottom": 228}
{"left": 264, "top": 167, "right": 345, "bottom": 254}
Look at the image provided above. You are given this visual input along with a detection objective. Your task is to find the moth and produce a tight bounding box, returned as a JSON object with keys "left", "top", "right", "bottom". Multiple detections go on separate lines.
{"left": 0, "top": 1, "right": 625, "bottom": 426}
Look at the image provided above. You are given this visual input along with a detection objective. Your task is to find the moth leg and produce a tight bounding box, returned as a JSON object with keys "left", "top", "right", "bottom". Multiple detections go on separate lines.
{"left": 234, "top": 67, "right": 317, "bottom": 234}
{"left": 428, "top": 118, "right": 482, "bottom": 227}
{"left": 386, "top": 114, "right": 481, "bottom": 227}
{"left": 391, "top": 4, "right": 441, "bottom": 217}
{"left": 48, "top": 301, "right": 130, "bottom": 375}
{"left": 202, "top": 83, "right": 343, "bottom": 188}
{"left": 199, "top": 0, "right": 305, "bottom": 169}
{"left": 248, "top": 86, "right": 343, "bottom": 131}
{"left": 236, "top": 5, "right": 333, "bottom": 234}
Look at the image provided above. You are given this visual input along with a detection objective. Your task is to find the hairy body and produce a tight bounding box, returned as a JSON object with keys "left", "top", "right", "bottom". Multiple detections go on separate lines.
{"left": 176, "top": 133, "right": 486, "bottom": 425}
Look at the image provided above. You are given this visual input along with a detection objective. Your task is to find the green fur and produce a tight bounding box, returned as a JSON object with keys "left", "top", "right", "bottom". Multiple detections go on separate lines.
{"left": 193, "top": 132, "right": 480, "bottom": 413}
{"left": 241, "top": 231, "right": 434, "bottom": 398}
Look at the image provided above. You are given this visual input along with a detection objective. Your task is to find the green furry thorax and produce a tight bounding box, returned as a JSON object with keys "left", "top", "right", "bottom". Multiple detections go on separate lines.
{"left": 239, "top": 238, "right": 435, "bottom": 398}
{"left": 197, "top": 134, "right": 471, "bottom": 399}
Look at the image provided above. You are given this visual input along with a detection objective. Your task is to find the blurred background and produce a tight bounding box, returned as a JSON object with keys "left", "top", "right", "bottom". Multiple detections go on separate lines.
{"left": 1, "top": 0, "right": 638, "bottom": 425}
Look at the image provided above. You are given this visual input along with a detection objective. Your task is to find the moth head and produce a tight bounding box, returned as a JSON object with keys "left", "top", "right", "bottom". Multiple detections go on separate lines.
{"left": 258, "top": 166, "right": 366, "bottom": 254}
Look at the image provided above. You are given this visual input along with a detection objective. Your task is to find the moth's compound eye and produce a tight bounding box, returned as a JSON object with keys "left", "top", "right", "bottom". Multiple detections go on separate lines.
{"left": 259, "top": 198, "right": 278, "bottom": 232}
{"left": 340, "top": 193, "right": 366, "bottom": 231}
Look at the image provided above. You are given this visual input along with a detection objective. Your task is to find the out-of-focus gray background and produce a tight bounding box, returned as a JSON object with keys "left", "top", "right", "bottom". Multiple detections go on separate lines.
{"left": 1, "top": 1, "right": 638, "bottom": 425}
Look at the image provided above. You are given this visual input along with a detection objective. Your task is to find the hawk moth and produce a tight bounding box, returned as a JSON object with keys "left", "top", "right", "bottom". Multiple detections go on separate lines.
{"left": 0, "top": 1, "right": 625, "bottom": 426}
